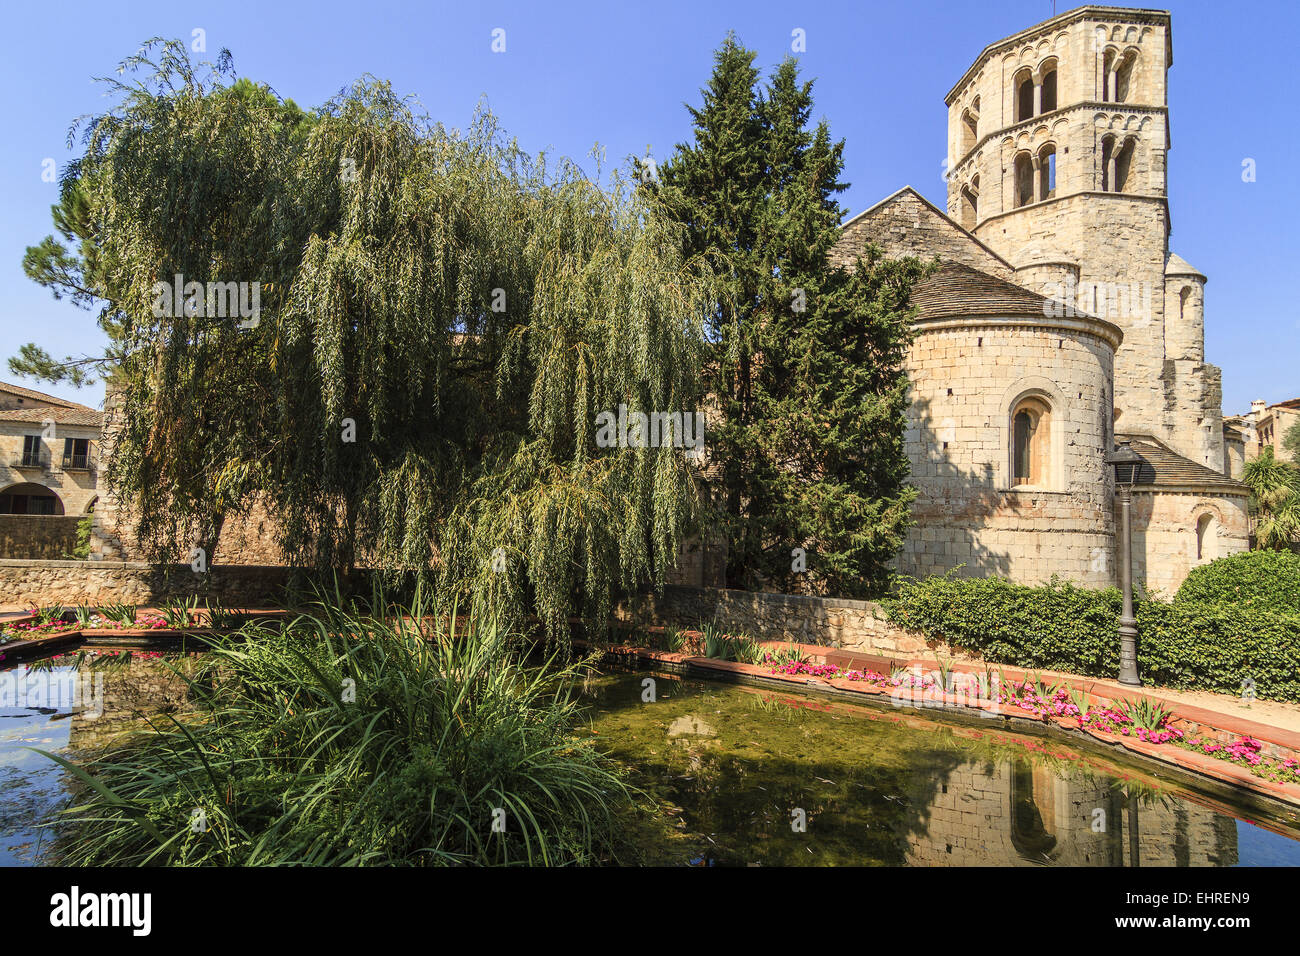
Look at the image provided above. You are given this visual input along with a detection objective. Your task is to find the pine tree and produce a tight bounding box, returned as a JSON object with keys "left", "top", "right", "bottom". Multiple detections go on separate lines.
{"left": 661, "top": 38, "right": 929, "bottom": 597}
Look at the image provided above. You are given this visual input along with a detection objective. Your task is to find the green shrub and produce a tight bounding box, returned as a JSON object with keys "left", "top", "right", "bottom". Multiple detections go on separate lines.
{"left": 44, "top": 595, "right": 630, "bottom": 865}
{"left": 1175, "top": 549, "right": 1300, "bottom": 613}
{"left": 886, "top": 574, "right": 1300, "bottom": 702}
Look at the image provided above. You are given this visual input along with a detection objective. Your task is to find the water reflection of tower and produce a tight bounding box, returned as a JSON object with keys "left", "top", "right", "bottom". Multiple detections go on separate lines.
{"left": 904, "top": 760, "right": 1237, "bottom": 866}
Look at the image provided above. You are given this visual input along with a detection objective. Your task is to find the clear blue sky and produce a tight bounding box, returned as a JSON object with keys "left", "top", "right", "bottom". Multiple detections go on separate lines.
{"left": 1, "top": 0, "right": 1295, "bottom": 415}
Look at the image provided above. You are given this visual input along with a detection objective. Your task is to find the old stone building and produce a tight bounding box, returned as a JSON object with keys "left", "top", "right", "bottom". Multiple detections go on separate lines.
{"left": 0, "top": 381, "right": 103, "bottom": 558}
{"left": 78, "top": 5, "right": 1249, "bottom": 599}
{"left": 832, "top": 5, "right": 1249, "bottom": 594}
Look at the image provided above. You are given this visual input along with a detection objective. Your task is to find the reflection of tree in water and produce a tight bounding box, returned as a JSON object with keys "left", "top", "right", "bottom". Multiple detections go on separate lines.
{"left": 582, "top": 671, "right": 1249, "bottom": 866}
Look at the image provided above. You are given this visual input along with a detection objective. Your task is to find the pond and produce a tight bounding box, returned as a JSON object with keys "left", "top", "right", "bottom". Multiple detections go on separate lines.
{"left": 579, "top": 669, "right": 1300, "bottom": 866}
{"left": 0, "top": 651, "right": 198, "bottom": 866}
{"left": 3, "top": 653, "right": 1300, "bottom": 866}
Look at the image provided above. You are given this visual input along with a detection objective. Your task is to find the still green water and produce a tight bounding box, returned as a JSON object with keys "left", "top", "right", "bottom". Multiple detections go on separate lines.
{"left": 579, "top": 669, "right": 1300, "bottom": 866}
{"left": 4, "top": 655, "right": 1300, "bottom": 866}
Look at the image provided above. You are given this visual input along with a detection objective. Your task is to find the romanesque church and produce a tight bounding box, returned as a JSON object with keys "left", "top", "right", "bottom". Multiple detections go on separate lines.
{"left": 829, "top": 4, "right": 1246, "bottom": 595}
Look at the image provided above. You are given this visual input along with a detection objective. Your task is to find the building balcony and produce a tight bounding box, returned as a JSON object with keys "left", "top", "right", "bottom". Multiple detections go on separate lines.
{"left": 11, "top": 452, "right": 52, "bottom": 470}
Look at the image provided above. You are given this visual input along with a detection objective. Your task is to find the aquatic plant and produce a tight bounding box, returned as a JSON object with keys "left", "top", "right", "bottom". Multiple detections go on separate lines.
{"left": 42, "top": 591, "right": 629, "bottom": 866}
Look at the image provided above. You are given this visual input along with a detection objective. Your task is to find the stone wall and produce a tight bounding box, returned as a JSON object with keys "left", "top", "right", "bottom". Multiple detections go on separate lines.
{"left": 1131, "top": 489, "right": 1251, "bottom": 598}
{"left": 0, "top": 516, "right": 83, "bottom": 559}
{"left": 0, "top": 422, "right": 101, "bottom": 516}
{"left": 0, "top": 559, "right": 291, "bottom": 608}
{"left": 833, "top": 188, "right": 1014, "bottom": 280}
{"left": 615, "top": 585, "right": 933, "bottom": 658}
{"left": 900, "top": 317, "right": 1118, "bottom": 585}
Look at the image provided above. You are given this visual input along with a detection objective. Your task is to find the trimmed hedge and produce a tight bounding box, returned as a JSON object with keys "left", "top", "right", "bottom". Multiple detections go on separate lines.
{"left": 1175, "top": 549, "right": 1300, "bottom": 613}
{"left": 886, "top": 575, "right": 1300, "bottom": 703}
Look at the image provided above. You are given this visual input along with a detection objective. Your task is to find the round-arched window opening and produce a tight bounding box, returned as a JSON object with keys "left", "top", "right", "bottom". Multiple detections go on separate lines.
{"left": 1011, "top": 396, "right": 1053, "bottom": 488}
{"left": 1014, "top": 152, "right": 1035, "bottom": 207}
{"left": 1015, "top": 69, "right": 1035, "bottom": 122}
{"left": 1116, "top": 51, "right": 1137, "bottom": 103}
{"left": 1040, "top": 66, "right": 1058, "bottom": 113}
{"left": 1196, "top": 513, "right": 1218, "bottom": 562}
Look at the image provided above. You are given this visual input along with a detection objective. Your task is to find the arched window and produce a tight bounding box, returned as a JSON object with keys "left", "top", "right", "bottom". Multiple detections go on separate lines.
{"left": 1014, "top": 152, "right": 1034, "bottom": 207}
{"left": 1179, "top": 285, "right": 1192, "bottom": 321}
{"left": 960, "top": 185, "right": 978, "bottom": 229}
{"left": 961, "top": 109, "right": 978, "bottom": 155}
{"left": 1100, "top": 135, "right": 1116, "bottom": 191}
{"left": 1114, "top": 138, "right": 1136, "bottom": 191}
{"left": 1011, "top": 396, "right": 1052, "bottom": 487}
{"left": 1116, "top": 51, "right": 1136, "bottom": 103}
{"left": 1101, "top": 49, "right": 1116, "bottom": 102}
{"left": 1196, "top": 513, "right": 1218, "bottom": 562}
{"left": 1038, "top": 144, "right": 1057, "bottom": 200}
{"left": 1015, "top": 69, "right": 1035, "bottom": 122}
{"left": 1040, "top": 64, "right": 1058, "bottom": 113}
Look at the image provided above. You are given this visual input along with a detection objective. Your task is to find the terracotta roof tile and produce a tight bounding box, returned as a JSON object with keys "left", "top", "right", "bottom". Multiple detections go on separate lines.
{"left": 0, "top": 406, "right": 102, "bottom": 427}
{"left": 1118, "top": 434, "right": 1245, "bottom": 491}
{"left": 911, "top": 260, "right": 1083, "bottom": 321}
{"left": 0, "top": 381, "right": 86, "bottom": 409}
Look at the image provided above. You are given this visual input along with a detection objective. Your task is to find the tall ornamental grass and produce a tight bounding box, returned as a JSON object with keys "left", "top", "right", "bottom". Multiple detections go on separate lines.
{"left": 44, "top": 594, "right": 629, "bottom": 865}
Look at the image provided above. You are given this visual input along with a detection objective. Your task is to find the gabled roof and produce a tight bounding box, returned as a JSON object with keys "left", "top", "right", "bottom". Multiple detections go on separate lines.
{"left": 840, "top": 186, "right": 1018, "bottom": 273}
{"left": 1118, "top": 433, "right": 1245, "bottom": 492}
{"left": 0, "top": 380, "right": 101, "bottom": 428}
{"left": 0, "top": 381, "right": 82, "bottom": 409}
{"left": 0, "top": 405, "right": 102, "bottom": 428}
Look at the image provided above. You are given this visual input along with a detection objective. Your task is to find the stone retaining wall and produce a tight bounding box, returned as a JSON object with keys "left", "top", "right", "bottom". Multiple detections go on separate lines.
{"left": 616, "top": 584, "right": 941, "bottom": 658}
{"left": 0, "top": 558, "right": 291, "bottom": 608}
{"left": 0, "top": 515, "right": 83, "bottom": 560}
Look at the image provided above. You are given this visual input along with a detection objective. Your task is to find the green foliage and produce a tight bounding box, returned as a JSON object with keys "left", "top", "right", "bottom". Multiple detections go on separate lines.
{"left": 1283, "top": 419, "right": 1300, "bottom": 461}
{"left": 1118, "top": 697, "right": 1173, "bottom": 731}
{"left": 46, "top": 596, "right": 628, "bottom": 865}
{"left": 102, "top": 603, "right": 138, "bottom": 626}
{"left": 159, "top": 595, "right": 198, "bottom": 629}
{"left": 63, "top": 515, "right": 93, "bottom": 561}
{"left": 887, "top": 575, "right": 1300, "bottom": 702}
{"left": 53, "top": 39, "right": 712, "bottom": 644}
{"left": 1175, "top": 548, "right": 1300, "bottom": 613}
{"left": 1241, "top": 447, "right": 1300, "bottom": 549}
{"left": 658, "top": 35, "right": 927, "bottom": 597}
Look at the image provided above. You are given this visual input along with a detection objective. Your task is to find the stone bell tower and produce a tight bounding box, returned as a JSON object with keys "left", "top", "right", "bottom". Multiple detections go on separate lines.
{"left": 942, "top": 5, "right": 1224, "bottom": 470}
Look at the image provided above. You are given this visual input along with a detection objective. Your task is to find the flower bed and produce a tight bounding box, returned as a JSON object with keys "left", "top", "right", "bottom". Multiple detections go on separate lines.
{"left": 0, "top": 619, "right": 80, "bottom": 641}
{"left": 766, "top": 658, "right": 935, "bottom": 689}
{"left": 1176, "top": 735, "right": 1300, "bottom": 786}
{"left": 76, "top": 614, "right": 171, "bottom": 631}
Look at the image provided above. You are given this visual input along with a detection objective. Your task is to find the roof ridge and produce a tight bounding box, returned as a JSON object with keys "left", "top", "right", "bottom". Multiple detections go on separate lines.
{"left": 839, "top": 185, "right": 1019, "bottom": 273}
{"left": 0, "top": 380, "right": 95, "bottom": 411}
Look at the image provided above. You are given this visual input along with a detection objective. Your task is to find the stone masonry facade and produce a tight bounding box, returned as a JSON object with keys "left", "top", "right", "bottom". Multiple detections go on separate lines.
{"left": 827, "top": 5, "right": 1249, "bottom": 595}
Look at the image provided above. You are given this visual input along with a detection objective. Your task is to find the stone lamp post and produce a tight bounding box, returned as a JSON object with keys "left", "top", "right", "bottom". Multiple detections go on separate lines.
{"left": 1105, "top": 440, "right": 1142, "bottom": 687}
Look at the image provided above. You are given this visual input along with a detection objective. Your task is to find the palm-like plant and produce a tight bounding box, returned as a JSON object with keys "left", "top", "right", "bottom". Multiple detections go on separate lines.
{"left": 1242, "top": 447, "right": 1300, "bottom": 549}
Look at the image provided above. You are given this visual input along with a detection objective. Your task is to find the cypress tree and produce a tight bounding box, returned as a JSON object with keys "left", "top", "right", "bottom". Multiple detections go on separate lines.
{"left": 662, "top": 38, "right": 929, "bottom": 597}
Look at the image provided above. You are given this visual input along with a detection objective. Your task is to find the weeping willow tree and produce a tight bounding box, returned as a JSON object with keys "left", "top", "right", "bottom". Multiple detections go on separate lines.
{"left": 72, "top": 40, "right": 711, "bottom": 639}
